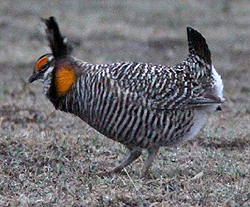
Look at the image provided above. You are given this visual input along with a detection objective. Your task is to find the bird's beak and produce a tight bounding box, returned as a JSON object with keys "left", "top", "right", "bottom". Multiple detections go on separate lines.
{"left": 29, "top": 73, "right": 40, "bottom": 83}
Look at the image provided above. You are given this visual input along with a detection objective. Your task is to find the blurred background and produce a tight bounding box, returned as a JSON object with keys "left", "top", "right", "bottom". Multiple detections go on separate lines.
{"left": 0, "top": 0, "right": 250, "bottom": 206}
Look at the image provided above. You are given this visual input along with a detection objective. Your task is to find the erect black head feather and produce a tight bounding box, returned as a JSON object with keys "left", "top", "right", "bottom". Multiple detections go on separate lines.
{"left": 187, "top": 27, "right": 212, "bottom": 65}
{"left": 41, "top": 16, "right": 69, "bottom": 59}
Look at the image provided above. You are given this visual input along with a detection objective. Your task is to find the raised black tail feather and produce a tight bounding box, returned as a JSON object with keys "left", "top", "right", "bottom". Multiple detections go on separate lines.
{"left": 187, "top": 27, "right": 211, "bottom": 65}
{"left": 41, "top": 16, "right": 69, "bottom": 58}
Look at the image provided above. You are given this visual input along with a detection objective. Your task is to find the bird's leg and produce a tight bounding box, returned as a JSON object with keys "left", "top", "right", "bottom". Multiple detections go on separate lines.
{"left": 142, "top": 147, "right": 159, "bottom": 176}
{"left": 108, "top": 148, "right": 142, "bottom": 173}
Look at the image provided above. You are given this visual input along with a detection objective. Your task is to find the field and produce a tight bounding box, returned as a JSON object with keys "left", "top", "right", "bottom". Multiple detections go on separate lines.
{"left": 0, "top": 0, "right": 250, "bottom": 206}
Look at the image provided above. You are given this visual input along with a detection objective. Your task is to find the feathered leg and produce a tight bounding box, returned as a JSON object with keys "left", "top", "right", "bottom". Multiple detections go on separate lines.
{"left": 142, "top": 147, "right": 159, "bottom": 176}
{"left": 109, "top": 148, "right": 142, "bottom": 173}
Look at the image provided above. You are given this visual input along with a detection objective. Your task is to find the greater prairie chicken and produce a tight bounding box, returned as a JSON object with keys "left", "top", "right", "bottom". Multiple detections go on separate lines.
{"left": 29, "top": 17, "right": 224, "bottom": 175}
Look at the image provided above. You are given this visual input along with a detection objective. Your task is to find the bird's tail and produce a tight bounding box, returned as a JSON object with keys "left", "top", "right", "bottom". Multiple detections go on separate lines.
{"left": 41, "top": 16, "right": 69, "bottom": 58}
{"left": 187, "top": 27, "right": 212, "bottom": 66}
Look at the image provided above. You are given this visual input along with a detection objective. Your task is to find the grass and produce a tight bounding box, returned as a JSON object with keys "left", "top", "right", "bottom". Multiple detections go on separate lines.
{"left": 1, "top": 0, "right": 250, "bottom": 206}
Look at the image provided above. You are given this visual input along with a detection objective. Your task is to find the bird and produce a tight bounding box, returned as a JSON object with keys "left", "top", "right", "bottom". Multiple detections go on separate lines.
{"left": 29, "top": 16, "right": 224, "bottom": 175}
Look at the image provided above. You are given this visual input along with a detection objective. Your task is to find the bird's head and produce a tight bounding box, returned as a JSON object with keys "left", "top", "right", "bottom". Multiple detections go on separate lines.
{"left": 29, "top": 54, "right": 55, "bottom": 83}
{"left": 29, "top": 16, "right": 69, "bottom": 84}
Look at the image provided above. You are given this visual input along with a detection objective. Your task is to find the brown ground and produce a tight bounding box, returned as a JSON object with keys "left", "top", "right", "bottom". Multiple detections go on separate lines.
{"left": 0, "top": 0, "right": 250, "bottom": 206}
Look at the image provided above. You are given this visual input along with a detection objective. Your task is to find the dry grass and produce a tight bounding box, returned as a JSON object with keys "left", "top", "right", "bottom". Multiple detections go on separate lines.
{"left": 1, "top": 0, "right": 250, "bottom": 206}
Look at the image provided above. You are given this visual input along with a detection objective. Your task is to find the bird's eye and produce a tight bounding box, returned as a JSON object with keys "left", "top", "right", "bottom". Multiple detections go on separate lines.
{"left": 36, "top": 56, "right": 49, "bottom": 71}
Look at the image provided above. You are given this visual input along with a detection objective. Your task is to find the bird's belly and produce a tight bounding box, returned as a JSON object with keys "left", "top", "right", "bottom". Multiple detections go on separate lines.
{"left": 84, "top": 100, "right": 207, "bottom": 149}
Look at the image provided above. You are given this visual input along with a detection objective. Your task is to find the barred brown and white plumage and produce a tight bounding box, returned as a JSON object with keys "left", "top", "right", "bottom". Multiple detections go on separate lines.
{"left": 29, "top": 17, "right": 224, "bottom": 175}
